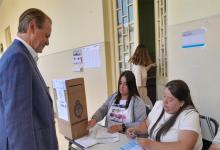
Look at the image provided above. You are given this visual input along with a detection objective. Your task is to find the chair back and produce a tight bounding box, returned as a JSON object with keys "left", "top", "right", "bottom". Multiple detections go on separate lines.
{"left": 200, "top": 115, "right": 219, "bottom": 150}
{"left": 200, "top": 115, "right": 219, "bottom": 141}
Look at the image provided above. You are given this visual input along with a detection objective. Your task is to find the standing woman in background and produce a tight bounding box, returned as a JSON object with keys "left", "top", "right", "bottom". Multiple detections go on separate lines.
{"left": 129, "top": 44, "right": 156, "bottom": 108}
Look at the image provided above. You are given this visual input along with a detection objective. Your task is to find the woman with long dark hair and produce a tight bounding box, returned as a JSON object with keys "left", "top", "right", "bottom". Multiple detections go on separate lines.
{"left": 88, "top": 71, "right": 147, "bottom": 133}
{"left": 127, "top": 80, "right": 202, "bottom": 150}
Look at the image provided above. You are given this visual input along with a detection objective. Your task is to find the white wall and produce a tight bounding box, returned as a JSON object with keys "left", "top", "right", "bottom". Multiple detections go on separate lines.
{"left": 0, "top": 0, "right": 104, "bottom": 55}
{"left": 167, "top": 0, "right": 220, "bottom": 123}
{"left": 0, "top": 0, "right": 109, "bottom": 117}
{"left": 168, "top": 0, "right": 220, "bottom": 25}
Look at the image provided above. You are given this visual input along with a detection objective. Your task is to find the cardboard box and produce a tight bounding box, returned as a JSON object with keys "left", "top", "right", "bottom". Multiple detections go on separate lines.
{"left": 52, "top": 78, "right": 88, "bottom": 139}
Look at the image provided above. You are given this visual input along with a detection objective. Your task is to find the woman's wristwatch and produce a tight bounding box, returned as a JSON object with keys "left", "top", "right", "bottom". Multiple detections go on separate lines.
{"left": 122, "top": 123, "right": 126, "bottom": 132}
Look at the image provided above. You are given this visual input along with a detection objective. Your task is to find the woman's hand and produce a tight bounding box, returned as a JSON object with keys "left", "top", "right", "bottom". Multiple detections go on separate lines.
{"left": 107, "top": 124, "right": 122, "bottom": 133}
{"left": 87, "top": 119, "right": 97, "bottom": 129}
{"left": 126, "top": 128, "right": 137, "bottom": 139}
{"left": 146, "top": 63, "right": 157, "bottom": 71}
{"left": 137, "top": 138, "right": 152, "bottom": 149}
{"left": 150, "top": 63, "right": 157, "bottom": 68}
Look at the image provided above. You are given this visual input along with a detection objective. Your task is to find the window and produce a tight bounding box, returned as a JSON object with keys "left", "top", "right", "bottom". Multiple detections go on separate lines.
{"left": 155, "top": 0, "right": 168, "bottom": 81}
{"left": 114, "top": 0, "right": 134, "bottom": 74}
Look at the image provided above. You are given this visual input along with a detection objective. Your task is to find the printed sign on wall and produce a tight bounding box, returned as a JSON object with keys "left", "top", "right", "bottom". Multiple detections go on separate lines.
{"left": 182, "top": 28, "right": 206, "bottom": 48}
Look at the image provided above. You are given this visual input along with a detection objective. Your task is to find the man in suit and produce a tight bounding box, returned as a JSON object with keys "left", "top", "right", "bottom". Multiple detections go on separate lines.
{"left": 0, "top": 8, "right": 58, "bottom": 150}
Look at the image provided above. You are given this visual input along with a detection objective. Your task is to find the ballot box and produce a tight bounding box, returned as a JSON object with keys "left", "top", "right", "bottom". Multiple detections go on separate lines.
{"left": 52, "top": 78, "right": 88, "bottom": 139}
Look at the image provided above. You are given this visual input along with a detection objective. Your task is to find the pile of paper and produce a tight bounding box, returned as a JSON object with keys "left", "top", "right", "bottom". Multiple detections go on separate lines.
{"left": 95, "top": 127, "right": 119, "bottom": 143}
{"left": 74, "top": 127, "right": 120, "bottom": 148}
{"left": 75, "top": 136, "right": 97, "bottom": 148}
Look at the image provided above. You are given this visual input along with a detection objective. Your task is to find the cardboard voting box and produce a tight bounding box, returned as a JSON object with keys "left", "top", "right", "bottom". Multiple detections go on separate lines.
{"left": 52, "top": 78, "right": 88, "bottom": 139}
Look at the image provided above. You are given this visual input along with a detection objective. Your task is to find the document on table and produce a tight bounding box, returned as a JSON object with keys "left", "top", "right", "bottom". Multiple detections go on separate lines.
{"left": 97, "top": 136, "right": 119, "bottom": 143}
{"left": 119, "top": 140, "right": 144, "bottom": 150}
{"left": 75, "top": 136, "right": 98, "bottom": 148}
{"left": 75, "top": 126, "right": 120, "bottom": 148}
{"left": 96, "top": 127, "right": 119, "bottom": 139}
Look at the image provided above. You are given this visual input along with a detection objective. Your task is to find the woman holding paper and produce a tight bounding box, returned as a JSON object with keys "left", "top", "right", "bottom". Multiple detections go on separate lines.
{"left": 88, "top": 70, "right": 147, "bottom": 133}
{"left": 127, "top": 80, "right": 203, "bottom": 150}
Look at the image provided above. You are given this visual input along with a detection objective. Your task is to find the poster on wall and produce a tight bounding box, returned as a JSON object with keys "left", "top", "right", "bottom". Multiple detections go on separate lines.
{"left": 72, "top": 49, "right": 83, "bottom": 72}
{"left": 82, "top": 44, "right": 101, "bottom": 68}
{"left": 182, "top": 28, "right": 206, "bottom": 48}
{"left": 52, "top": 79, "right": 69, "bottom": 121}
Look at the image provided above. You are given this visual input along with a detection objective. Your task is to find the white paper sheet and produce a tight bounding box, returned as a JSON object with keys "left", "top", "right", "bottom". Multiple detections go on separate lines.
{"left": 56, "top": 89, "right": 68, "bottom": 121}
{"left": 182, "top": 28, "right": 206, "bottom": 48}
{"left": 52, "top": 79, "right": 66, "bottom": 90}
{"left": 52, "top": 79, "right": 68, "bottom": 121}
{"left": 72, "top": 49, "right": 83, "bottom": 72}
{"left": 74, "top": 125, "right": 121, "bottom": 149}
{"left": 97, "top": 136, "right": 119, "bottom": 143}
{"left": 56, "top": 100, "right": 68, "bottom": 121}
{"left": 82, "top": 44, "right": 101, "bottom": 68}
{"left": 75, "top": 136, "right": 98, "bottom": 148}
{"left": 95, "top": 127, "right": 119, "bottom": 139}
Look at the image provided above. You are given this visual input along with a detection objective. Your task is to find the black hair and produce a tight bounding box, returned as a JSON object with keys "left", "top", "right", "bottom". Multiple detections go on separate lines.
{"left": 149, "top": 80, "right": 197, "bottom": 141}
{"left": 114, "top": 70, "right": 139, "bottom": 108}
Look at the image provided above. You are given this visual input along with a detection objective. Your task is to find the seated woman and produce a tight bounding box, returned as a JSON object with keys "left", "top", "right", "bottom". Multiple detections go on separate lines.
{"left": 88, "top": 70, "right": 147, "bottom": 133}
{"left": 127, "top": 80, "right": 203, "bottom": 150}
{"left": 209, "top": 129, "right": 220, "bottom": 150}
